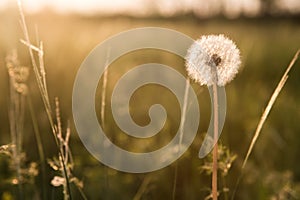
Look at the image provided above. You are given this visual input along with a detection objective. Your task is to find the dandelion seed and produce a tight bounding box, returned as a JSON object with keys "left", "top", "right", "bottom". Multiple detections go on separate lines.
{"left": 185, "top": 34, "right": 241, "bottom": 86}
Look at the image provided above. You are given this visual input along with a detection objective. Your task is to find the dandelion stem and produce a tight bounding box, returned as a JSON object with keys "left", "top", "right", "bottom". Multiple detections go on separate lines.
{"left": 212, "top": 82, "right": 219, "bottom": 200}
{"left": 211, "top": 63, "right": 219, "bottom": 200}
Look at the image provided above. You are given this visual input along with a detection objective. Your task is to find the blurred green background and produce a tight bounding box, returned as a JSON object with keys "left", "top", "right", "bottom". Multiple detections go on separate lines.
{"left": 0, "top": 1, "right": 300, "bottom": 199}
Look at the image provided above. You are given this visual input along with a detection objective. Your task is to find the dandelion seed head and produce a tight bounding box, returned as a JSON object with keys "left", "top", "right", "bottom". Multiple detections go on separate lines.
{"left": 185, "top": 34, "right": 241, "bottom": 86}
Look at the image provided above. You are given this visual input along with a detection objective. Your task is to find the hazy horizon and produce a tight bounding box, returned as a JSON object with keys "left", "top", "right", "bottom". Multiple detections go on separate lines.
{"left": 1, "top": 0, "right": 300, "bottom": 18}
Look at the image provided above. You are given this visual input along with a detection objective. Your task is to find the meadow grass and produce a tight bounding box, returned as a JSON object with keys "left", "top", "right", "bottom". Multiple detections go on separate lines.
{"left": 17, "top": 1, "right": 73, "bottom": 198}
{"left": 0, "top": 5, "right": 300, "bottom": 200}
{"left": 231, "top": 49, "right": 300, "bottom": 200}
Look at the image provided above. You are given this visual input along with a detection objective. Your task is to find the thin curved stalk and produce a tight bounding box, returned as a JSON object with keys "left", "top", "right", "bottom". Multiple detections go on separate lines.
{"left": 212, "top": 83, "right": 219, "bottom": 200}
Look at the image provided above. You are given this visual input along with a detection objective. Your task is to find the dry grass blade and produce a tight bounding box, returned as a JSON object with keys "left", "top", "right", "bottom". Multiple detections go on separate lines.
{"left": 172, "top": 78, "right": 190, "bottom": 200}
{"left": 133, "top": 175, "right": 152, "bottom": 200}
{"left": 242, "top": 49, "right": 300, "bottom": 169}
{"left": 20, "top": 39, "right": 41, "bottom": 52}
{"left": 100, "top": 49, "right": 111, "bottom": 196}
{"left": 100, "top": 48, "right": 111, "bottom": 126}
{"left": 179, "top": 78, "right": 190, "bottom": 149}
{"left": 17, "top": 0, "right": 72, "bottom": 198}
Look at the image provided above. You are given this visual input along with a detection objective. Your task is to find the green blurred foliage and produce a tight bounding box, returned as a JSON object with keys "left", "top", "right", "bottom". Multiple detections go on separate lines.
{"left": 0, "top": 7, "right": 300, "bottom": 200}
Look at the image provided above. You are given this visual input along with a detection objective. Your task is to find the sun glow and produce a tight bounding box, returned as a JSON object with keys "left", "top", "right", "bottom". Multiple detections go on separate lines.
{"left": 0, "top": 0, "right": 299, "bottom": 16}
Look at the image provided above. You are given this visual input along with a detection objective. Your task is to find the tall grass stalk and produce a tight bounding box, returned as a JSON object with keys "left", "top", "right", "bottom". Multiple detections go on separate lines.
{"left": 55, "top": 98, "right": 70, "bottom": 200}
{"left": 100, "top": 48, "right": 110, "bottom": 126}
{"left": 133, "top": 175, "right": 152, "bottom": 200}
{"left": 27, "top": 92, "right": 47, "bottom": 199}
{"left": 100, "top": 49, "right": 110, "bottom": 196}
{"left": 48, "top": 98, "right": 87, "bottom": 200}
{"left": 172, "top": 78, "right": 190, "bottom": 200}
{"left": 6, "top": 51, "right": 26, "bottom": 200}
{"left": 242, "top": 49, "right": 300, "bottom": 169}
{"left": 17, "top": 0, "right": 72, "bottom": 198}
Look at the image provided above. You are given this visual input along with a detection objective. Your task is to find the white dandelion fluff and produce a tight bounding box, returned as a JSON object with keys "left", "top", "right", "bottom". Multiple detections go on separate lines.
{"left": 185, "top": 34, "right": 241, "bottom": 86}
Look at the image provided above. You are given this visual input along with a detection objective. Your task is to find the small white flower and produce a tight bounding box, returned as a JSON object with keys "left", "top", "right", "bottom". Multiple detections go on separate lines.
{"left": 51, "top": 176, "right": 65, "bottom": 187}
{"left": 185, "top": 34, "right": 241, "bottom": 86}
